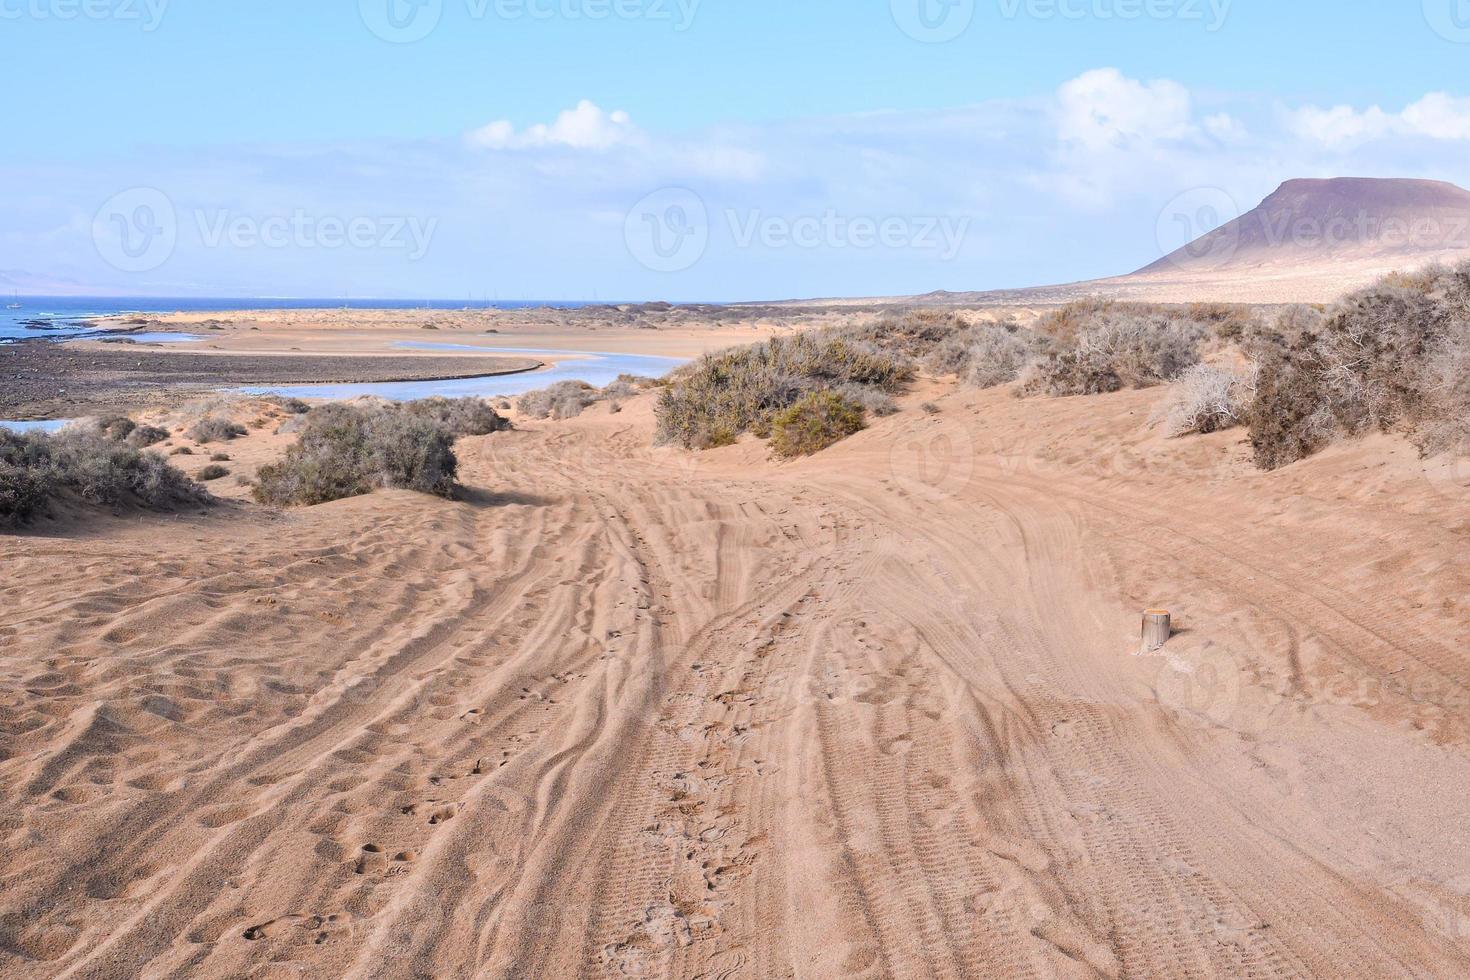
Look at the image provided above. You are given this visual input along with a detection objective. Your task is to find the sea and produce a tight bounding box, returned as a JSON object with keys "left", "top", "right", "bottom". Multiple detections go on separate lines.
{"left": 0, "top": 297, "right": 685, "bottom": 428}
{"left": 0, "top": 296, "right": 603, "bottom": 344}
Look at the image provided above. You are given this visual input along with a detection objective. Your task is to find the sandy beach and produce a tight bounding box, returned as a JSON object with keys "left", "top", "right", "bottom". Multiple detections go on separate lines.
{"left": 2, "top": 318, "right": 1468, "bottom": 976}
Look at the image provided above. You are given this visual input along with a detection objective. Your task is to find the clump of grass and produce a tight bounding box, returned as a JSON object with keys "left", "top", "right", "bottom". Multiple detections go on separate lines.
{"left": 2, "top": 428, "right": 205, "bottom": 528}
{"left": 655, "top": 328, "right": 912, "bottom": 450}
{"left": 197, "top": 464, "right": 230, "bottom": 482}
{"left": 1245, "top": 262, "right": 1470, "bottom": 469}
{"left": 253, "top": 403, "right": 458, "bottom": 507}
{"left": 769, "top": 391, "right": 867, "bottom": 459}
{"left": 921, "top": 402, "right": 942, "bottom": 415}
{"left": 210, "top": 452, "right": 232, "bottom": 462}
{"left": 1019, "top": 312, "right": 1205, "bottom": 397}
{"left": 401, "top": 397, "right": 510, "bottom": 436}
{"left": 188, "top": 417, "right": 248, "bottom": 443}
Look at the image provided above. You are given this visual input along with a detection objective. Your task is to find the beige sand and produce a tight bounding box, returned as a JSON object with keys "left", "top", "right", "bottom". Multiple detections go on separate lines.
{"left": 2, "top": 370, "right": 1468, "bottom": 977}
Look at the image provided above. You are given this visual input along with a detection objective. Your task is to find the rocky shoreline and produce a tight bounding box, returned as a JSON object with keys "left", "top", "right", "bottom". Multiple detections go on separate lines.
{"left": 0, "top": 339, "right": 541, "bottom": 420}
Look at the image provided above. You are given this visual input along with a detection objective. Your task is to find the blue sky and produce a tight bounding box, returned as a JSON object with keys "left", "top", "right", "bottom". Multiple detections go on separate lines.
{"left": 2, "top": 0, "right": 1469, "bottom": 300}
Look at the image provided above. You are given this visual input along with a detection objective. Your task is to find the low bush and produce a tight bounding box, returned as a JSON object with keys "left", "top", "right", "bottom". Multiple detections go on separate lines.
{"left": 1, "top": 428, "right": 205, "bottom": 528}
{"left": 963, "top": 325, "right": 1038, "bottom": 389}
{"left": 655, "top": 328, "right": 912, "bottom": 449}
{"left": 127, "top": 425, "right": 170, "bottom": 448}
{"left": 253, "top": 403, "right": 458, "bottom": 507}
{"left": 197, "top": 464, "right": 230, "bottom": 481}
{"left": 401, "top": 397, "right": 510, "bottom": 436}
{"left": 1246, "top": 263, "right": 1470, "bottom": 468}
{"left": 1019, "top": 312, "right": 1204, "bottom": 397}
{"left": 517, "top": 381, "right": 601, "bottom": 420}
{"left": 188, "top": 417, "right": 248, "bottom": 443}
{"left": 769, "top": 392, "right": 867, "bottom": 459}
{"left": 1157, "top": 363, "right": 1257, "bottom": 437}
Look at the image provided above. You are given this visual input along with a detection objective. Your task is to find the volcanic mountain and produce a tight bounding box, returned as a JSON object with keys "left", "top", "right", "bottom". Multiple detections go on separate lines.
{"left": 1133, "top": 177, "right": 1470, "bottom": 289}
{"left": 808, "top": 177, "right": 1470, "bottom": 308}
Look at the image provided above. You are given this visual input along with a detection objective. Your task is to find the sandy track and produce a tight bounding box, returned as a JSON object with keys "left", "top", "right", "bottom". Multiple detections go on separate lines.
{"left": 1, "top": 388, "right": 1468, "bottom": 978}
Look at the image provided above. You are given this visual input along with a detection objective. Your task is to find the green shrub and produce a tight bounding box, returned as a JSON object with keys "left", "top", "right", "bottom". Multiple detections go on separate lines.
{"left": 253, "top": 403, "right": 458, "bottom": 506}
{"left": 769, "top": 392, "right": 867, "bottom": 458}
{"left": 655, "top": 328, "right": 912, "bottom": 449}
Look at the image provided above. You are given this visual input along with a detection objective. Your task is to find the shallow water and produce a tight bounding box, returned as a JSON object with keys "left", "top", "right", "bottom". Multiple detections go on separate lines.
{"left": 0, "top": 419, "right": 69, "bottom": 434}
{"left": 237, "top": 345, "right": 686, "bottom": 401}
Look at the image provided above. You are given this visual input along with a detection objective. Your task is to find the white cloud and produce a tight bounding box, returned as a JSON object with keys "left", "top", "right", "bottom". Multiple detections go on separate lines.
{"left": 1057, "top": 68, "right": 1195, "bottom": 149}
{"left": 1287, "top": 93, "right": 1470, "bottom": 146}
{"left": 467, "top": 100, "right": 637, "bottom": 150}
{"left": 1204, "top": 113, "right": 1248, "bottom": 143}
{"left": 1401, "top": 93, "right": 1470, "bottom": 141}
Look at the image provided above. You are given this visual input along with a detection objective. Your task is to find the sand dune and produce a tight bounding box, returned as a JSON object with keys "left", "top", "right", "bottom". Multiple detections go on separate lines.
{"left": 2, "top": 379, "right": 1467, "bottom": 977}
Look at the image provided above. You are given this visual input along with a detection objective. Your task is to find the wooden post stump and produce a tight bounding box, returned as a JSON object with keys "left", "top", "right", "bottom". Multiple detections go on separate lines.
{"left": 1142, "top": 610, "right": 1172, "bottom": 652}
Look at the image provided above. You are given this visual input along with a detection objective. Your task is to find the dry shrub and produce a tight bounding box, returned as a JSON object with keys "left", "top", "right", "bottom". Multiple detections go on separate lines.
{"left": 517, "top": 381, "right": 601, "bottom": 420}
{"left": 769, "top": 391, "right": 867, "bottom": 459}
{"left": 1019, "top": 312, "right": 1204, "bottom": 397}
{"left": 1157, "top": 363, "right": 1257, "bottom": 437}
{"left": 253, "top": 404, "right": 458, "bottom": 506}
{"left": 1247, "top": 262, "right": 1470, "bottom": 469}
{"left": 1, "top": 428, "right": 205, "bottom": 528}
{"left": 188, "top": 417, "right": 248, "bottom": 443}
{"left": 197, "top": 464, "right": 230, "bottom": 482}
{"left": 401, "top": 397, "right": 510, "bottom": 436}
